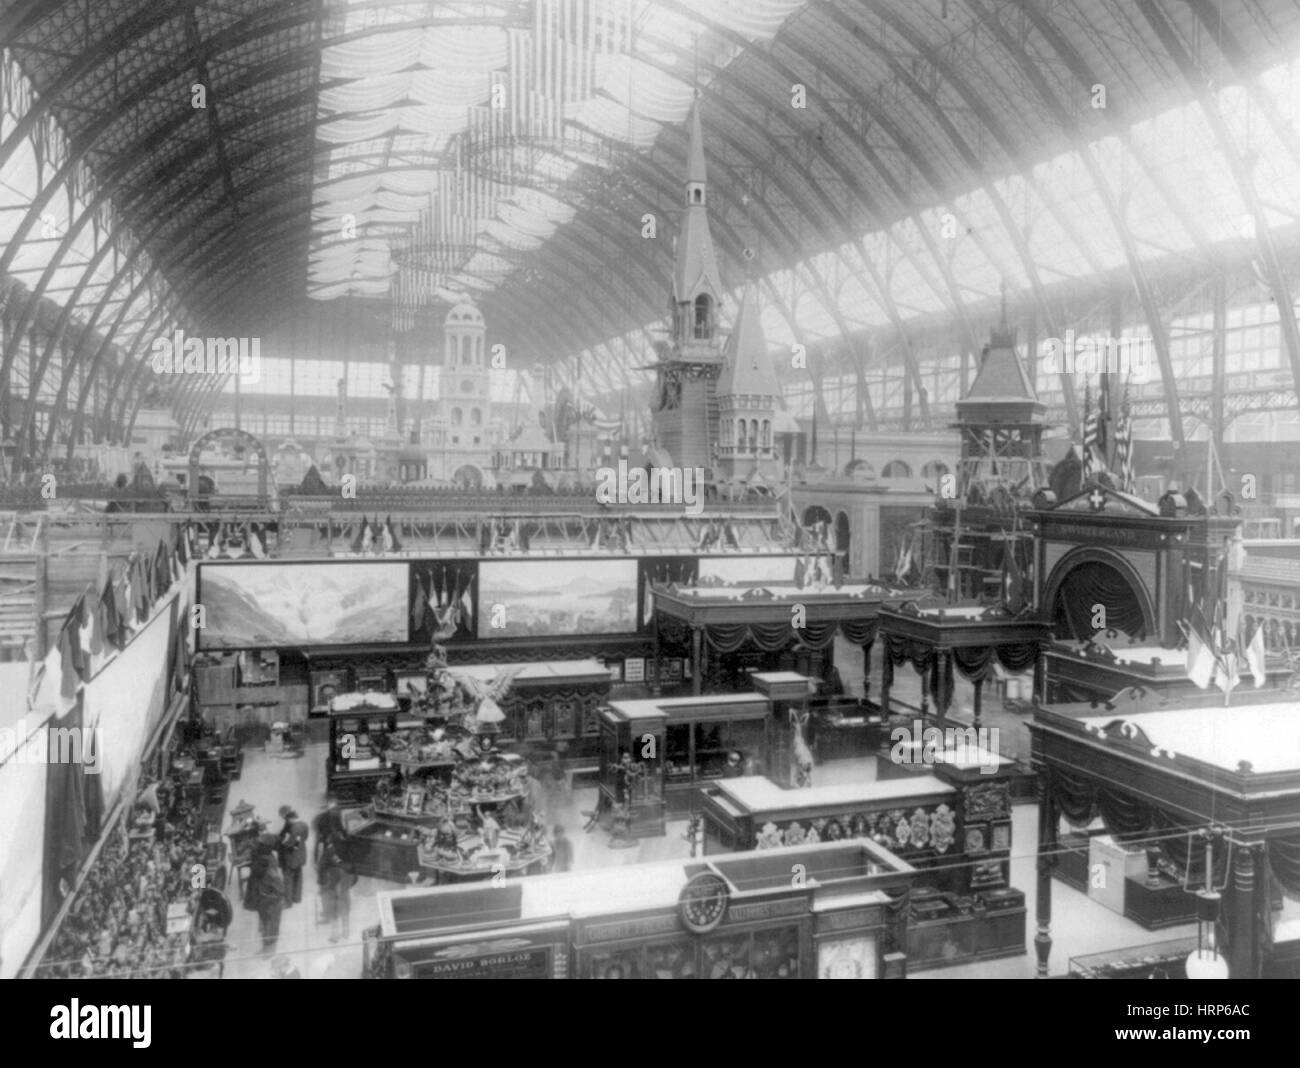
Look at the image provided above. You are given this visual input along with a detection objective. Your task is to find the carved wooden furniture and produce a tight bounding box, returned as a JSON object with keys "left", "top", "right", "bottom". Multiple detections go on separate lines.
{"left": 1030, "top": 689, "right": 1300, "bottom": 978}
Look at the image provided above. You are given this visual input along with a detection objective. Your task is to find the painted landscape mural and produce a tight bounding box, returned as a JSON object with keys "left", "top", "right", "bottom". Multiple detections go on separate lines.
{"left": 477, "top": 559, "right": 638, "bottom": 638}
{"left": 198, "top": 562, "right": 409, "bottom": 648}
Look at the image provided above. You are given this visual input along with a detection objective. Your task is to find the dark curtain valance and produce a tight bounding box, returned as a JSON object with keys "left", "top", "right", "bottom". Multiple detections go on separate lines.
{"left": 1052, "top": 769, "right": 1156, "bottom": 843}
{"left": 661, "top": 615, "right": 879, "bottom": 655}
{"left": 703, "top": 622, "right": 833, "bottom": 653}
{"left": 889, "top": 634, "right": 1039, "bottom": 684}
{"left": 996, "top": 640, "right": 1040, "bottom": 674}
{"left": 1096, "top": 786, "right": 1154, "bottom": 843}
{"left": 952, "top": 645, "right": 997, "bottom": 682}
{"left": 1052, "top": 767, "right": 1098, "bottom": 827}
{"left": 886, "top": 633, "right": 936, "bottom": 673}
{"left": 839, "top": 618, "right": 879, "bottom": 647}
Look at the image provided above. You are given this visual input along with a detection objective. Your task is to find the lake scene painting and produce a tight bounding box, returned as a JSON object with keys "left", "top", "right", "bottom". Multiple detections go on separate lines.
{"left": 477, "top": 559, "right": 638, "bottom": 638}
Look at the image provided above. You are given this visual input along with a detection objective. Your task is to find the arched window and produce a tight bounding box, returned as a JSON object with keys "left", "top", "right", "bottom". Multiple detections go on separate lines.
{"left": 761, "top": 419, "right": 772, "bottom": 449}
{"left": 922, "top": 460, "right": 949, "bottom": 480}
{"left": 737, "top": 419, "right": 748, "bottom": 450}
{"left": 470, "top": 408, "right": 482, "bottom": 426}
{"left": 882, "top": 460, "right": 912, "bottom": 478}
{"left": 694, "top": 295, "right": 712, "bottom": 339}
{"left": 692, "top": 187, "right": 703, "bottom": 205}
{"left": 451, "top": 408, "right": 463, "bottom": 426}
{"left": 749, "top": 420, "right": 759, "bottom": 451}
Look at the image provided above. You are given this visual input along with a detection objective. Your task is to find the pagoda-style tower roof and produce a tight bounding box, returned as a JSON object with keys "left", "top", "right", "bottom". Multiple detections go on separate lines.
{"left": 955, "top": 325, "right": 1046, "bottom": 425}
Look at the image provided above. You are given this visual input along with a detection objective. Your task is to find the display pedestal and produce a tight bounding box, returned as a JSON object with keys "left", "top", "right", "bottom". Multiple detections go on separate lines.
{"left": 1123, "top": 874, "right": 1198, "bottom": 930}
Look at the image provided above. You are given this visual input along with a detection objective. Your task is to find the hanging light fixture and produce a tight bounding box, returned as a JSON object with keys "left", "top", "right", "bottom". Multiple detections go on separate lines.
{"left": 1184, "top": 828, "right": 1230, "bottom": 979}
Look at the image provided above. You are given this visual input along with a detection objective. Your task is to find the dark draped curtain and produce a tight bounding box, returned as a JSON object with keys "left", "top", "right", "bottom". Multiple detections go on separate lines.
{"left": 1053, "top": 773, "right": 1164, "bottom": 847}
{"left": 840, "top": 618, "right": 879, "bottom": 647}
{"left": 1268, "top": 836, "right": 1300, "bottom": 897}
{"left": 704, "top": 621, "right": 837, "bottom": 653}
{"left": 885, "top": 633, "right": 936, "bottom": 673}
{"left": 996, "top": 640, "right": 1040, "bottom": 674}
{"left": 1053, "top": 561, "right": 1147, "bottom": 639}
{"left": 952, "top": 645, "right": 997, "bottom": 682}
{"left": 43, "top": 698, "right": 90, "bottom": 925}
{"left": 1052, "top": 767, "right": 1098, "bottom": 827}
{"left": 1096, "top": 787, "right": 1154, "bottom": 843}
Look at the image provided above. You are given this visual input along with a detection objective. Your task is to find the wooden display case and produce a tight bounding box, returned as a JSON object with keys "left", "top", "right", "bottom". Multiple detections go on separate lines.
{"left": 326, "top": 692, "right": 420, "bottom": 801}
{"left": 662, "top": 695, "right": 774, "bottom": 817}
{"left": 367, "top": 840, "right": 916, "bottom": 980}
{"left": 699, "top": 773, "right": 1027, "bottom": 971}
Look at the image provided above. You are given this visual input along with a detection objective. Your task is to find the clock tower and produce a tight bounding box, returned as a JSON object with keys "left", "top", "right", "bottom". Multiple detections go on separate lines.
{"left": 426, "top": 300, "right": 495, "bottom": 484}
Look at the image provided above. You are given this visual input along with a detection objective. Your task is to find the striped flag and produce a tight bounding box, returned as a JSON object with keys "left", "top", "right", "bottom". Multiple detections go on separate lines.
{"left": 1114, "top": 380, "right": 1135, "bottom": 493}
{"left": 1081, "top": 382, "right": 1096, "bottom": 483}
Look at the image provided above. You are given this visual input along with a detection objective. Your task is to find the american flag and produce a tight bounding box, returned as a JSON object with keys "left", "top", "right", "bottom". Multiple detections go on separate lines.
{"left": 1114, "top": 381, "right": 1134, "bottom": 493}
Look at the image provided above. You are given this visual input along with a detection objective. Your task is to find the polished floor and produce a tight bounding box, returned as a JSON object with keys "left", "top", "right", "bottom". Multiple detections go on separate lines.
{"left": 217, "top": 734, "right": 1195, "bottom": 979}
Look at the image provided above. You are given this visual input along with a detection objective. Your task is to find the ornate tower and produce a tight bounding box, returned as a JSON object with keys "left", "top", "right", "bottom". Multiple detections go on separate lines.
{"left": 953, "top": 318, "right": 1049, "bottom": 502}
{"left": 651, "top": 97, "right": 726, "bottom": 471}
{"left": 428, "top": 301, "right": 493, "bottom": 482}
{"left": 716, "top": 282, "right": 782, "bottom": 483}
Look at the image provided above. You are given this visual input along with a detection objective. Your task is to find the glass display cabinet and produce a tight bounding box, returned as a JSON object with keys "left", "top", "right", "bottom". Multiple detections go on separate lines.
{"left": 598, "top": 704, "right": 666, "bottom": 837}
{"left": 659, "top": 695, "right": 774, "bottom": 816}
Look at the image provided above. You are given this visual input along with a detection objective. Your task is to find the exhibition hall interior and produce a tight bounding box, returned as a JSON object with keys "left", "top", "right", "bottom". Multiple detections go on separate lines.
{"left": 3, "top": 0, "right": 1300, "bottom": 983}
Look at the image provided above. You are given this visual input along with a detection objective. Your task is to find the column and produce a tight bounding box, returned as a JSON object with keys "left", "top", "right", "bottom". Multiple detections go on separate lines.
{"left": 1225, "top": 841, "right": 1262, "bottom": 979}
{"left": 651, "top": 610, "right": 662, "bottom": 697}
{"left": 972, "top": 677, "right": 983, "bottom": 731}
{"left": 691, "top": 626, "right": 703, "bottom": 697}
{"left": 1035, "top": 768, "right": 1056, "bottom": 978}
{"left": 880, "top": 645, "right": 893, "bottom": 714}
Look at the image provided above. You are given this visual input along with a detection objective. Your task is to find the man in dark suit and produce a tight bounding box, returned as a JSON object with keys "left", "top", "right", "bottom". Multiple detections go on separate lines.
{"left": 277, "top": 806, "right": 309, "bottom": 907}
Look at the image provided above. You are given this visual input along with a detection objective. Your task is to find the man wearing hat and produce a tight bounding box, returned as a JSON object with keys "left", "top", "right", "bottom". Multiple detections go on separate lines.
{"left": 277, "top": 806, "right": 310, "bottom": 907}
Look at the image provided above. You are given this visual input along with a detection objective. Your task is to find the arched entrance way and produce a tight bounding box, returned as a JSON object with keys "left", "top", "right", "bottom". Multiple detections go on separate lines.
{"left": 187, "top": 427, "right": 270, "bottom": 505}
{"left": 1043, "top": 547, "right": 1156, "bottom": 641}
{"left": 452, "top": 464, "right": 484, "bottom": 490}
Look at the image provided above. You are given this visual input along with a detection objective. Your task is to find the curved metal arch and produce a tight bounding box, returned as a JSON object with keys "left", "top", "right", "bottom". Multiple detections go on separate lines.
{"left": 1167, "top": 0, "right": 1300, "bottom": 413}
{"left": 827, "top": 3, "right": 1084, "bottom": 432}
{"left": 0, "top": 73, "right": 321, "bottom": 401}
{"left": 0, "top": 6, "right": 328, "bottom": 316}
{"left": 986, "top": 0, "right": 1185, "bottom": 447}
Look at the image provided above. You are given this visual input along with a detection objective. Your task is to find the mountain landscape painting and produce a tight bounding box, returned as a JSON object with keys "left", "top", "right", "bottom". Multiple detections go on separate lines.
{"left": 198, "top": 562, "right": 409, "bottom": 648}
{"left": 477, "top": 559, "right": 637, "bottom": 638}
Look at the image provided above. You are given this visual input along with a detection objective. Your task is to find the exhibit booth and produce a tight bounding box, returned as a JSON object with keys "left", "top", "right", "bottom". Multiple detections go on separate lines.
{"left": 364, "top": 839, "right": 916, "bottom": 979}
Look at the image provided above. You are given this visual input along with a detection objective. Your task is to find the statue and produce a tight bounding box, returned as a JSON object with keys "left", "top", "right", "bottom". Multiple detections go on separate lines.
{"left": 790, "top": 708, "right": 814, "bottom": 788}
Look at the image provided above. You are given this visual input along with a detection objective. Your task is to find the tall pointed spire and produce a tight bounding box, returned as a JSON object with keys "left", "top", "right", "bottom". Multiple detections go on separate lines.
{"left": 687, "top": 95, "right": 708, "bottom": 193}
{"left": 671, "top": 95, "right": 724, "bottom": 312}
